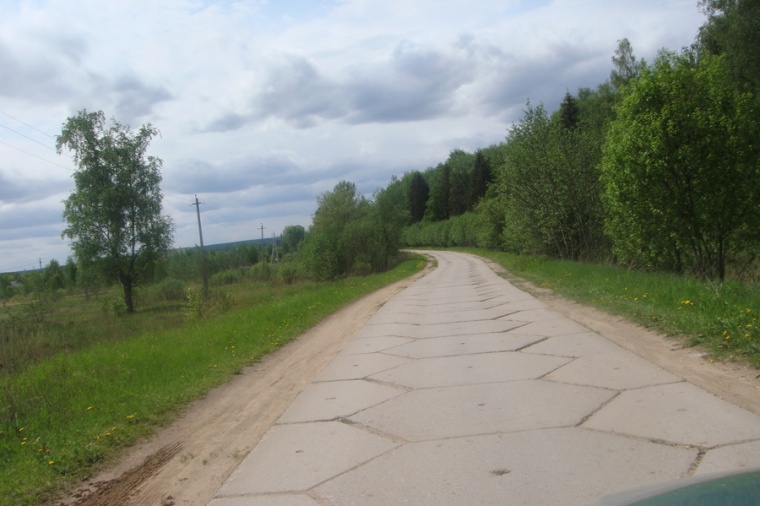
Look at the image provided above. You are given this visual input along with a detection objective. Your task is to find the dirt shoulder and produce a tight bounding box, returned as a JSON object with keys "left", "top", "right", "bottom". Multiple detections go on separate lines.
{"left": 59, "top": 266, "right": 429, "bottom": 506}
{"left": 60, "top": 257, "right": 760, "bottom": 505}
{"left": 486, "top": 260, "right": 760, "bottom": 417}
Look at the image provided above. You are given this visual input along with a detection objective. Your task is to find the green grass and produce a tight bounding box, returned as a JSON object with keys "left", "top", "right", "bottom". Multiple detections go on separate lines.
{"left": 0, "top": 256, "right": 425, "bottom": 505}
{"left": 460, "top": 248, "right": 760, "bottom": 368}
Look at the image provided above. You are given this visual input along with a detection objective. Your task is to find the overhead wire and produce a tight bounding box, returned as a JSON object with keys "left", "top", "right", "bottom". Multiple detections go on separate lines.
{"left": 0, "top": 139, "right": 74, "bottom": 172}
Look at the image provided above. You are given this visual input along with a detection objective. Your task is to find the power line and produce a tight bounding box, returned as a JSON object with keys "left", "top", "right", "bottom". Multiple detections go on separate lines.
{"left": 0, "top": 122, "right": 58, "bottom": 152}
{"left": 0, "top": 109, "right": 56, "bottom": 139}
{"left": 0, "top": 139, "right": 74, "bottom": 172}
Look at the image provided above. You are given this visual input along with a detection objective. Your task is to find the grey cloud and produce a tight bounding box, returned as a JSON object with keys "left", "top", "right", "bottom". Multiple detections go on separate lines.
{"left": 203, "top": 112, "right": 248, "bottom": 133}
{"left": 0, "top": 173, "right": 69, "bottom": 204}
{"left": 115, "top": 77, "right": 173, "bottom": 119}
{"left": 0, "top": 203, "right": 63, "bottom": 238}
{"left": 345, "top": 42, "right": 471, "bottom": 124}
{"left": 231, "top": 40, "right": 476, "bottom": 129}
{"left": 0, "top": 41, "right": 76, "bottom": 102}
{"left": 478, "top": 43, "right": 611, "bottom": 117}
{"left": 168, "top": 154, "right": 322, "bottom": 195}
{"left": 250, "top": 55, "right": 346, "bottom": 128}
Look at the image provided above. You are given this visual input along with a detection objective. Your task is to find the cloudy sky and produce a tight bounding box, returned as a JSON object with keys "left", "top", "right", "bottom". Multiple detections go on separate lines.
{"left": 0, "top": 0, "right": 706, "bottom": 273}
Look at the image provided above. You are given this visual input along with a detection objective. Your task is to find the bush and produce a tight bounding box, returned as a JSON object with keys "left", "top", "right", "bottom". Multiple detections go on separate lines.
{"left": 211, "top": 269, "right": 243, "bottom": 286}
{"left": 149, "top": 278, "right": 187, "bottom": 302}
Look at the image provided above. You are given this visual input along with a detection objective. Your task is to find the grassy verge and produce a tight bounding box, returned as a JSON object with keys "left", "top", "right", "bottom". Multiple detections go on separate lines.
{"left": 0, "top": 256, "right": 425, "bottom": 505}
{"left": 460, "top": 248, "right": 760, "bottom": 368}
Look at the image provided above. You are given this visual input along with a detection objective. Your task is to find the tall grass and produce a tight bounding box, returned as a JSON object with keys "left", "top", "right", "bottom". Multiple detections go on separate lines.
{"left": 464, "top": 249, "right": 760, "bottom": 368}
{"left": 0, "top": 256, "right": 425, "bottom": 505}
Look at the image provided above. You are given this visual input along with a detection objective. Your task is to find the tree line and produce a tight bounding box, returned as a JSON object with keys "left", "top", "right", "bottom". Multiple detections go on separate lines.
{"left": 8, "top": 1, "right": 756, "bottom": 312}
{"left": 382, "top": 0, "right": 759, "bottom": 282}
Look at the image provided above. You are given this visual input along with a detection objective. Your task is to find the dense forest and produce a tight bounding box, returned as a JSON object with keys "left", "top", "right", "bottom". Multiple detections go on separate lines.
{"left": 305, "top": 0, "right": 760, "bottom": 282}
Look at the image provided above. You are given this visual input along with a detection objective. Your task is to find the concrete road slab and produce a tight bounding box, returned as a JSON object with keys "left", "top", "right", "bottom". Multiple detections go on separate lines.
{"left": 215, "top": 422, "right": 398, "bottom": 496}
{"left": 209, "top": 495, "right": 320, "bottom": 506}
{"left": 508, "top": 318, "right": 590, "bottom": 337}
{"left": 368, "top": 351, "right": 570, "bottom": 389}
{"left": 350, "top": 380, "right": 615, "bottom": 441}
{"left": 696, "top": 441, "right": 760, "bottom": 475}
{"left": 278, "top": 380, "right": 403, "bottom": 423}
{"left": 499, "top": 308, "right": 565, "bottom": 322}
{"left": 584, "top": 382, "right": 760, "bottom": 447}
{"left": 412, "top": 319, "right": 528, "bottom": 338}
{"left": 211, "top": 251, "right": 760, "bottom": 505}
{"left": 313, "top": 429, "right": 696, "bottom": 506}
{"left": 545, "top": 352, "right": 683, "bottom": 390}
{"left": 522, "top": 331, "right": 627, "bottom": 357}
{"left": 315, "top": 353, "right": 411, "bottom": 381}
{"left": 338, "top": 336, "right": 413, "bottom": 355}
{"left": 384, "top": 333, "right": 545, "bottom": 358}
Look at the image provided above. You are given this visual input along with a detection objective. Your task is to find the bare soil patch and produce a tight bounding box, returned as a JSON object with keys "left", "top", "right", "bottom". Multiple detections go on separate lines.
{"left": 59, "top": 257, "right": 759, "bottom": 505}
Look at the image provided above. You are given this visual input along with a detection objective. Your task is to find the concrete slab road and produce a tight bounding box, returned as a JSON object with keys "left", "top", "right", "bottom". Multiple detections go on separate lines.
{"left": 209, "top": 250, "right": 760, "bottom": 506}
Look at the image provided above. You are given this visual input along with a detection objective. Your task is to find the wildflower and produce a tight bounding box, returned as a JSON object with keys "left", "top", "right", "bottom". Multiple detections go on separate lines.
{"left": 681, "top": 300, "right": 693, "bottom": 306}
{"left": 87, "top": 406, "right": 93, "bottom": 411}
{"left": 633, "top": 297, "right": 639, "bottom": 301}
{"left": 18, "top": 427, "right": 24, "bottom": 432}
{"left": 126, "top": 414, "right": 135, "bottom": 420}
{"left": 48, "top": 460, "right": 54, "bottom": 465}
{"left": 746, "top": 324, "right": 753, "bottom": 329}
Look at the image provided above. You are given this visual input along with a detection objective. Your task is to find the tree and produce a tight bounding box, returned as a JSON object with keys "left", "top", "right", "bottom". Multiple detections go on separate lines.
{"left": 610, "top": 38, "right": 644, "bottom": 90}
{"left": 469, "top": 150, "right": 492, "bottom": 206}
{"left": 559, "top": 92, "right": 580, "bottom": 129}
{"left": 601, "top": 51, "right": 760, "bottom": 280}
{"left": 281, "top": 225, "right": 306, "bottom": 253}
{"left": 57, "top": 110, "right": 174, "bottom": 313}
{"left": 407, "top": 171, "right": 429, "bottom": 223}
{"left": 698, "top": 0, "right": 760, "bottom": 96}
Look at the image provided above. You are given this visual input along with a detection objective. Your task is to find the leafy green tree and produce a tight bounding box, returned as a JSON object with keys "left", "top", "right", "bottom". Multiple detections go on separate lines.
{"left": 56, "top": 110, "right": 174, "bottom": 313}
{"left": 698, "top": 0, "right": 760, "bottom": 96}
{"left": 42, "top": 259, "right": 65, "bottom": 291}
{"left": 610, "top": 38, "right": 644, "bottom": 90}
{"left": 559, "top": 92, "right": 580, "bottom": 129}
{"left": 498, "top": 101, "right": 607, "bottom": 260}
{"left": 427, "top": 163, "right": 451, "bottom": 221}
{"left": 371, "top": 176, "right": 408, "bottom": 270}
{"left": 469, "top": 151, "right": 492, "bottom": 206}
{"left": 602, "top": 51, "right": 760, "bottom": 280}
{"left": 407, "top": 171, "right": 429, "bottom": 223}
{"left": 281, "top": 225, "right": 306, "bottom": 253}
{"left": 304, "top": 181, "right": 364, "bottom": 279}
{"left": 63, "top": 257, "right": 78, "bottom": 291}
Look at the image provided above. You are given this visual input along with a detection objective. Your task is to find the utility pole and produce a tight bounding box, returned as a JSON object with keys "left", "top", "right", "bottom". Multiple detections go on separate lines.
{"left": 192, "top": 195, "right": 209, "bottom": 297}
{"left": 259, "top": 223, "right": 266, "bottom": 241}
{"left": 271, "top": 231, "right": 278, "bottom": 263}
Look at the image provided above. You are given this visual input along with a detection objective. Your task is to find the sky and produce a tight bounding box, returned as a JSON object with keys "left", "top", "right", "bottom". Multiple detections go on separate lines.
{"left": 0, "top": 0, "right": 707, "bottom": 273}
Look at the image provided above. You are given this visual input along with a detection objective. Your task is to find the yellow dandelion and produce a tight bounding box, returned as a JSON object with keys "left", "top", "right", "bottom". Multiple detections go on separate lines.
{"left": 126, "top": 414, "right": 135, "bottom": 419}
{"left": 48, "top": 460, "right": 54, "bottom": 465}
{"left": 87, "top": 406, "right": 93, "bottom": 410}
